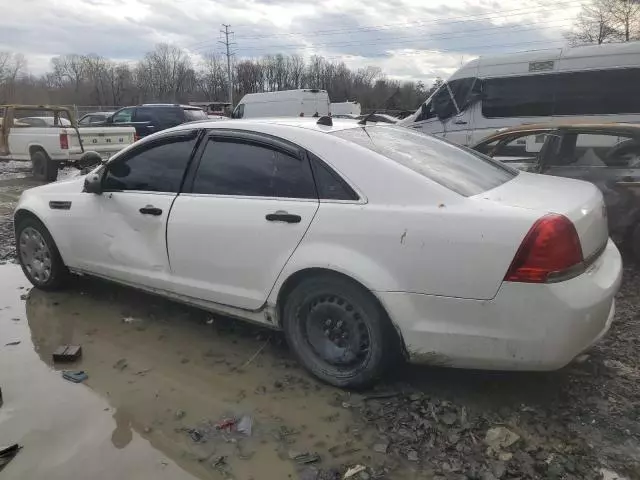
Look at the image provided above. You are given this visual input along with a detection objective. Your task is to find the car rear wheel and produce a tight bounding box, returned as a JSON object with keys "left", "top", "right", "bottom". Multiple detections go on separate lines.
{"left": 16, "top": 217, "right": 69, "bottom": 290}
{"left": 31, "top": 150, "right": 58, "bottom": 182}
{"left": 282, "top": 274, "right": 398, "bottom": 388}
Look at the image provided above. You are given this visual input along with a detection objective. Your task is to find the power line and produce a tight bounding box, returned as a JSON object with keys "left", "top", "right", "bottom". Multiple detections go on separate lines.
{"left": 190, "top": 19, "right": 575, "bottom": 56}
{"left": 183, "top": 0, "right": 583, "bottom": 48}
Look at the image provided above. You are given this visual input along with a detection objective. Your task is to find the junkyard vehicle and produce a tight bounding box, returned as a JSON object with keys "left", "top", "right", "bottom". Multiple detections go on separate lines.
{"left": 14, "top": 118, "right": 621, "bottom": 388}
{"left": 472, "top": 123, "right": 640, "bottom": 260}
{"left": 0, "top": 105, "right": 135, "bottom": 182}
{"left": 106, "top": 104, "right": 208, "bottom": 139}
{"left": 78, "top": 112, "right": 115, "bottom": 126}
{"left": 399, "top": 42, "right": 640, "bottom": 146}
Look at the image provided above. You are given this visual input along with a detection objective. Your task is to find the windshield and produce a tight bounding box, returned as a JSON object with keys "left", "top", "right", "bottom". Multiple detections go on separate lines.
{"left": 184, "top": 109, "right": 207, "bottom": 121}
{"left": 331, "top": 126, "right": 517, "bottom": 196}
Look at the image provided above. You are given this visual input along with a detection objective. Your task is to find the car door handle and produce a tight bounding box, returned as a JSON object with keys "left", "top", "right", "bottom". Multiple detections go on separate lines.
{"left": 453, "top": 120, "right": 468, "bottom": 125}
{"left": 265, "top": 212, "right": 302, "bottom": 223}
{"left": 139, "top": 206, "right": 162, "bottom": 216}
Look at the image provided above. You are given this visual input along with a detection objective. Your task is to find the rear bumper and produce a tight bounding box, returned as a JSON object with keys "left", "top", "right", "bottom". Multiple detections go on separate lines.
{"left": 378, "top": 239, "right": 622, "bottom": 370}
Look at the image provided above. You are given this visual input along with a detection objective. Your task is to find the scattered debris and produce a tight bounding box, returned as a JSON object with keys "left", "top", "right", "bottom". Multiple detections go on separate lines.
{"left": 484, "top": 426, "right": 520, "bottom": 454}
{"left": 122, "top": 316, "right": 141, "bottom": 324}
{"left": 62, "top": 371, "right": 88, "bottom": 383}
{"left": 52, "top": 345, "right": 82, "bottom": 362}
{"left": 363, "top": 392, "right": 401, "bottom": 401}
{"left": 11, "top": 318, "right": 19, "bottom": 322}
{"left": 174, "top": 409, "right": 186, "bottom": 420}
{"left": 180, "top": 358, "right": 190, "bottom": 364}
{"left": 343, "top": 465, "right": 366, "bottom": 478}
{"left": 216, "top": 418, "right": 237, "bottom": 431}
{"left": 19, "top": 294, "right": 28, "bottom": 301}
{"left": 113, "top": 358, "right": 128, "bottom": 371}
{"left": 187, "top": 428, "right": 204, "bottom": 442}
{"left": 299, "top": 466, "right": 319, "bottom": 480}
{"left": 407, "top": 450, "right": 419, "bottom": 462}
{"left": 4, "top": 341, "right": 20, "bottom": 346}
{"left": 206, "top": 318, "right": 215, "bottom": 325}
{"left": 0, "top": 444, "right": 22, "bottom": 472}
{"left": 372, "top": 439, "right": 389, "bottom": 454}
{"left": 290, "top": 452, "right": 321, "bottom": 465}
{"left": 134, "top": 368, "right": 152, "bottom": 376}
{"left": 236, "top": 415, "right": 253, "bottom": 436}
{"left": 238, "top": 338, "right": 269, "bottom": 370}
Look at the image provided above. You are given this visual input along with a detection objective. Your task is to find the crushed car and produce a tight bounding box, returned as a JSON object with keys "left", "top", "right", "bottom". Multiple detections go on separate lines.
{"left": 473, "top": 123, "right": 640, "bottom": 260}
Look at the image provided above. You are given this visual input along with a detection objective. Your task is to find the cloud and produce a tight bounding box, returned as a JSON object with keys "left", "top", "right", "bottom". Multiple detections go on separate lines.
{"left": 0, "top": 0, "right": 580, "bottom": 83}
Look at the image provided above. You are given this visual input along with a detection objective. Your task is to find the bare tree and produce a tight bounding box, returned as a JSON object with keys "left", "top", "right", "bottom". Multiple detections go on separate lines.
{"left": 610, "top": 0, "right": 640, "bottom": 40}
{"left": 136, "top": 44, "right": 193, "bottom": 102}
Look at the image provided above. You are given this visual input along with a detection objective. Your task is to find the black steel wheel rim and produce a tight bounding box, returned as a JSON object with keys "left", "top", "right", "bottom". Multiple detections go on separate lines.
{"left": 298, "top": 294, "right": 371, "bottom": 369}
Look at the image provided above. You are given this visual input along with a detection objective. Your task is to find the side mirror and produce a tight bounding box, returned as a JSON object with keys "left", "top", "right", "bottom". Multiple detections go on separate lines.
{"left": 77, "top": 151, "right": 103, "bottom": 170}
{"left": 84, "top": 171, "right": 103, "bottom": 194}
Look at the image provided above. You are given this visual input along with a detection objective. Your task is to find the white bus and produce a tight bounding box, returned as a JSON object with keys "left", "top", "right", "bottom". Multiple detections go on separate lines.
{"left": 399, "top": 42, "right": 640, "bottom": 145}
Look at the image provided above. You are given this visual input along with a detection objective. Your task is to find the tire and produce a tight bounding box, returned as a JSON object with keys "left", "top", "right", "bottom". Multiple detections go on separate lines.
{"left": 15, "top": 216, "right": 69, "bottom": 290}
{"left": 282, "top": 274, "right": 398, "bottom": 389}
{"left": 31, "top": 150, "right": 58, "bottom": 182}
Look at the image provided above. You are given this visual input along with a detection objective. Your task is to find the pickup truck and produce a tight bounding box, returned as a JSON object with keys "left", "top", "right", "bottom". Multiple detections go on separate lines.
{"left": 0, "top": 105, "right": 135, "bottom": 182}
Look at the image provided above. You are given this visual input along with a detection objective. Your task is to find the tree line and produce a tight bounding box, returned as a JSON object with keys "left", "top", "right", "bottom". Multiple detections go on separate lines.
{"left": 566, "top": 0, "right": 640, "bottom": 45}
{"left": 0, "top": 44, "right": 439, "bottom": 113}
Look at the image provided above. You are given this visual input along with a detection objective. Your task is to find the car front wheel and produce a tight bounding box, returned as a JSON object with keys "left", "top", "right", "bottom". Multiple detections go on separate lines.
{"left": 16, "top": 217, "right": 69, "bottom": 290}
{"left": 282, "top": 274, "right": 399, "bottom": 388}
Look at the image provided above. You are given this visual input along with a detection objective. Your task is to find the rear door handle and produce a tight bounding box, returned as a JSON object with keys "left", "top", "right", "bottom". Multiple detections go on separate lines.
{"left": 139, "top": 205, "right": 162, "bottom": 216}
{"left": 453, "top": 120, "right": 468, "bottom": 125}
{"left": 266, "top": 212, "right": 301, "bottom": 223}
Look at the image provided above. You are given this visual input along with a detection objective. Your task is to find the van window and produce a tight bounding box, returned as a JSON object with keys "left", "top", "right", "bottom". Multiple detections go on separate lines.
{"left": 232, "top": 104, "right": 244, "bottom": 119}
{"left": 449, "top": 78, "right": 480, "bottom": 113}
{"left": 332, "top": 126, "right": 516, "bottom": 197}
{"left": 482, "top": 75, "right": 555, "bottom": 118}
{"left": 554, "top": 68, "right": 640, "bottom": 115}
{"left": 432, "top": 86, "right": 457, "bottom": 120}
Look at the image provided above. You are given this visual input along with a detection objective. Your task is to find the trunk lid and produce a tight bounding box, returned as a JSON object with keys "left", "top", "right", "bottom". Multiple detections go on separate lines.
{"left": 480, "top": 171, "right": 608, "bottom": 259}
{"left": 66, "top": 126, "right": 136, "bottom": 159}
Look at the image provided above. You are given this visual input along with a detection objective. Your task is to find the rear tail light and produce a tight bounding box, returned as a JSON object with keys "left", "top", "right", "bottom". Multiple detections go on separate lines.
{"left": 59, "top": 133, "right": 69, "bottom": 150}
{"left": 504, "top": 214, "right": 583, "bottom": 283}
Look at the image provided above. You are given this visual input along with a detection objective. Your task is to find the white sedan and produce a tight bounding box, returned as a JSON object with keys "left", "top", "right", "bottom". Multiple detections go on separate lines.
{"left": 14, "top": 117, "right": 622, "bottom": 388}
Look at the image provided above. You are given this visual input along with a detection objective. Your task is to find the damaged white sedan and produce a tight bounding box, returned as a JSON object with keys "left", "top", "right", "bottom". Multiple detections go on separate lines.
{"left": 14, "top": 117, "right": 622, "bottom": 387}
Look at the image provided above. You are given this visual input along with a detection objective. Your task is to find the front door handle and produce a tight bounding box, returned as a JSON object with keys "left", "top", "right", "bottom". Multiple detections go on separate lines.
{"left": 139, "top": 205, "right": 162, "bottom": 216}
{"left": 266, "top": 212, "right": 302, "bottom": 223}
{"left": 453, "top": 120, "right": 468, "bottom": 125}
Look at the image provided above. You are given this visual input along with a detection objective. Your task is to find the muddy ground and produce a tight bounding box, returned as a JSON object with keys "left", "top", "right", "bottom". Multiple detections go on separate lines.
{"left": 0, "top": 161, "right": 638, "bottom": 480}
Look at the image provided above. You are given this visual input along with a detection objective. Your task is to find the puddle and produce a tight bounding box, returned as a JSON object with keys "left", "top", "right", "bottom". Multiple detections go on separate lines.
{"left": 0, "top": 264, "right": 389, "bottom": 479}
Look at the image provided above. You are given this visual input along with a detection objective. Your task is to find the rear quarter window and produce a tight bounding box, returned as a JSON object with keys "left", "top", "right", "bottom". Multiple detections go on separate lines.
{"left": 331, "top": 126, "right": 517, "bottom": 197}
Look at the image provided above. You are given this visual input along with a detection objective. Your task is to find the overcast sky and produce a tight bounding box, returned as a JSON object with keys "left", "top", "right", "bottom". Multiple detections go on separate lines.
{"left": 0, "top": 0, "right": 583, "bottom": 84}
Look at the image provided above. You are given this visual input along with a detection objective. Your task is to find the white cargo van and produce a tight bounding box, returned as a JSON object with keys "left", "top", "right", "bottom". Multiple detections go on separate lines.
{"left": 331, "top": 101, "right": 361, "bottom": 116}
{"left": 399, "top": 42, "right": 640, "bottom": 145}
{"left": 231, "top": 89, "right": 330, "bottom": 119}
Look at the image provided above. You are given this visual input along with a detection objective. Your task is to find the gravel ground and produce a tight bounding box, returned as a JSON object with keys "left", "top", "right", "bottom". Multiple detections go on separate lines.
{"left": 1, "top": 162, "right": 639, "bottom": 479}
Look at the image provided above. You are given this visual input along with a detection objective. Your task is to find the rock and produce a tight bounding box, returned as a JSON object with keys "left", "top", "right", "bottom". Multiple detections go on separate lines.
{"left": 484, "top": 426, "right": 520, "bottom": 451}
{"left": 497, "top": 452, "right": 513, "bottom": 462}
{"left": 299, "top": 467, "right": 319, "bottom": 480}
{"left": 113, "top": 358, "right": 128, "bottom": 370}
{"left": 491, "top": 461, "right": 506, "bottom": 479}
{"left": 547, "top": 462, "right": 565, "bottom": 479}
{"left": 440, "top": 412, "right": 457, "bottom": 426}
{"left": 174, "top": 409, "right": 186, "bottom": 420}
{"left": 407, "top": 450, "right": 419, "bottom": 462}
{"left": 373, "top": 438, "right": 389, "bottom": 453}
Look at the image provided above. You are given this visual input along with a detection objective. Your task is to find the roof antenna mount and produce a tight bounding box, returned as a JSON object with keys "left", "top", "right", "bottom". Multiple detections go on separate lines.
{"left": 316, "top": 115, "right": 333, "bottom": 126}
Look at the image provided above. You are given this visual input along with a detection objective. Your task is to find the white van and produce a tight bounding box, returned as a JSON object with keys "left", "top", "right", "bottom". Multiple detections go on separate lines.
{"left": 231, "top": 89, "right": 330, "bottom": 119}
{"left": 399, "top": 42, "right": 640, "bottom": 145}
{"left": 331, "top": 101, "right": 361, "bottom": 116}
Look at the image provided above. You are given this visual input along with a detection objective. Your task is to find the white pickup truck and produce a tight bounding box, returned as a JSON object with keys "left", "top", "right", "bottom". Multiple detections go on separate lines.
{"left": 0, "top": 105, "right": 136, "bottom": 182}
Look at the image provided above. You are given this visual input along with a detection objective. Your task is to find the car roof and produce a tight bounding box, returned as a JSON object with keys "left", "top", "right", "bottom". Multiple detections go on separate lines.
{"left": 474, "top": 122, "right": 640, "bottom": 145}
{"left": 175, "top": 117, "right": 364, "bottom": 133}
{"left": 139, "top": 104, "right": 202, "bottom": 110}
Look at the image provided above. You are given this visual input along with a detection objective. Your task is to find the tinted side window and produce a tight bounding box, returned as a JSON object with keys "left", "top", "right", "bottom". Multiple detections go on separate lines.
{"left": 309, "top": 154, "right": 358, "bottom": 200}
{"left": 482, "top": 75, "right": 555, "bottom": 118}
{"left": 193, "top": 139, "right": 316, "bottom": 199}
{"left": 104, "top": 136, "right": 196, "bottom": 192}
{"left": 554, "top": 68, "right": 640, "bottom": 115}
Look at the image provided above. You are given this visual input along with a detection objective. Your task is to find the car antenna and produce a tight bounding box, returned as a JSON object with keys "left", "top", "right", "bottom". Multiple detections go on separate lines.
{"left": 358, "top": 111, "right": 376, "bottom": 125}
{"left": 316, "top": 115, "right": 333, "bottom": 126}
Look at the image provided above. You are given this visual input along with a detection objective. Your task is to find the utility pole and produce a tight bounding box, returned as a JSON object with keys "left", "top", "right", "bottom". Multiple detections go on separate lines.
{"left": 219, "top": 24, "right": 234, "bottom": 108}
